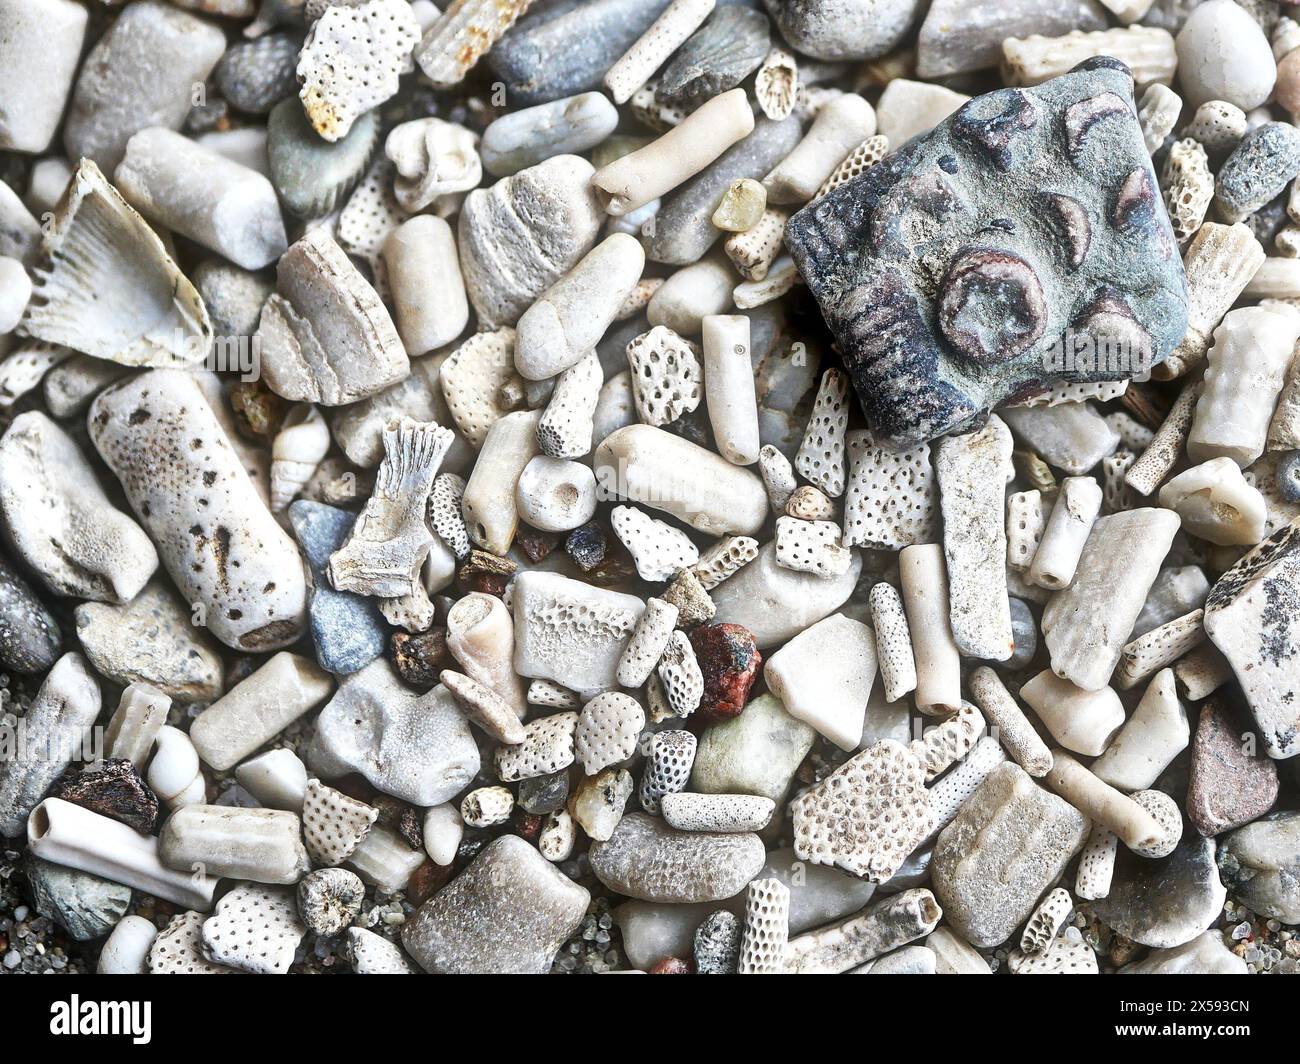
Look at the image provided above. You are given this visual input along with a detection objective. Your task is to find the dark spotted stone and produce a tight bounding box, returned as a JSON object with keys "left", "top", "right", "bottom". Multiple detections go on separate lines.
{"left": 391, "top": 628, "right": 451, "bottom": 691}
{"left": 785, "top": 64, "right": 1188, "bottom": 446}
{"left": 1186, "top": 699, "right": 1278, "bottom": 837}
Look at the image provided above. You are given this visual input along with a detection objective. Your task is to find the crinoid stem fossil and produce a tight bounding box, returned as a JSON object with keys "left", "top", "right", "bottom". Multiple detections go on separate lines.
{"left": 898, "top": 544, "right": 962, "bottom": 715}
{"left": 27, "top": 798, "right": 217, "bottom": 911}
{"left": 1040, "top": 508, "right": 1180, "bottom": 691}
{"left": 382, "top": 215, "right": 469, "bottom": 356}
{"left": 1026, "top": 475, "right": 1102, "bottom": 590}
{"left": 159, "top": 805, "right": 310, "bottom": 885}
{"left": 329, "top": 419, "right": 455, "bottom": 598}
{"left": 591, "top": 88, "right": 755, "bottom": 216}
{"left": 967, "top": 666, "right": 1054, "bottom": 777}
{"left": 763, "top": 93, "right": 876, "bottom": 205}
{"left": 189, "top": 652, "right": 335, "bottom": 772}
{"left": 701, "top": 314, "right": 760, "bottom": 466}
{"left": 594, "top": 424, "right": 768, "bottom": 536}
{"left": 461, "top": 409, "right": 542, "bottom": 555}
{"left": 1043, "top": 750, "right": 1167, "bottom": 854}
{"left": 1188, "top": 305, "right": 1300, "bottom": 467}
{"left": 604, "top": 0, "right": 717, "bottom": 104}
{"left": 103, "top": 683, "right": 170, "bottom": 766}
{"left": 1125, "top": 380, "right": 1203, "bottom": 496}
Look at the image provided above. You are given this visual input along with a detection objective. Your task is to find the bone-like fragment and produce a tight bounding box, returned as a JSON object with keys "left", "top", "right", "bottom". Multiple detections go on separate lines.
{"left": 898, "top": 544, "right": 962, "bottom": 715}
{"left": 1026, "top": 476, "right": 1102, "bottom": 591}
{"left": 966, "top": 667, "right": 1053, "bottom": 778}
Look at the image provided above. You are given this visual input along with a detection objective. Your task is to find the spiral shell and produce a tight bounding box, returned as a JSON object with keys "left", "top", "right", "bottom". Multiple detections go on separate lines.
{"left": 271, "top": 404, "right": 330, "bottom": 511}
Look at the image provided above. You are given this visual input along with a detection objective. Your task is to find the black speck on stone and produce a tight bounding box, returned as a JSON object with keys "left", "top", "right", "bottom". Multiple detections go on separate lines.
{"left": 0, "top": 555, "right": 61, "bottom": 674}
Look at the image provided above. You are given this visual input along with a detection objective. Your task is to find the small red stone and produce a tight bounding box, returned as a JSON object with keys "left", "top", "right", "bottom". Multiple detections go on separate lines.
{"left": 406, "top": 859, "right": 453, "bottom": 905}
{"left": 513, "top": 810, "right": 545, "bottom": 841}
{"left": 690, "top": 622, "right": 761, "bottom": 721}
{"left": 648, "top": 956, "right": 695, "bottom": 974}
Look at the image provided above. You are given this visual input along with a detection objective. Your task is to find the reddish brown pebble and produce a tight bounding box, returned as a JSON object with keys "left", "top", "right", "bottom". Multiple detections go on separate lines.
{"left": 514, "top": 809, "right": 545, "bottom": 841}
{"left": 648, "top": 956, "right": 695, "bottom": 974}
{"left": 690, "top": 622, "right": 761, "bottom": 721}
{"left": 1186, "top": 699, "right": 1279, "bottom": 837}
{"left": 52, "top": 758, "right": 161, "bottom": 835}
{"left": 229, "top": 379, "right": 291, "bottom": 440}
{"left": 406, "top": 859, "right": 454, "bottom": 906}
{"left": 457, "top": 548, "right": 517, "bottom": 597}
{"left": 517, "top": 527, "right": 560, "bottom": 563}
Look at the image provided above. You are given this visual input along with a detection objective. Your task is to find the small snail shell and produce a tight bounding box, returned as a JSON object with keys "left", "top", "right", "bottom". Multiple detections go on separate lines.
{"left": 147, "top": 725, "right": 205, "bottom": 808}
{"left": 271, "top": 404, "right": 330, "bottom": 512}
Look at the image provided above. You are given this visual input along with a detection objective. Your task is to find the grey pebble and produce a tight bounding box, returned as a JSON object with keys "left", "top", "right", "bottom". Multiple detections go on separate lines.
{"left": 1215, "top": 122, "right": 1300, "bottom": 225}
{"left": 193, "top": 260, "right": 274, "bottom": 341}
{"left": 267, "top": 97, "right": 379, "bottom": 219}
{"left": 1093, "top": 834, "right": 1228, "bottom": 949}
{"left": 518, "top": 770, "right": 570, "bottom": 816}
{"left": 216, "top": 33, "right": 302, "bottom": 116}
{"left": 657, "top": 6, "right": 770, "bottom": 107}
{"left": 289, "top": 501, "right": 388, "bottom": 676}
{"left": 0, "top": 554, "right": 61, "bottom": 674}
{"left": 1217, "top": 810, "right": 1300, "bottom": 925}
{"left": 692, "top": 910, "right": 741, "bottom": 974}
{"left": 24, "top": 856, "right": 131, "bottom": 942}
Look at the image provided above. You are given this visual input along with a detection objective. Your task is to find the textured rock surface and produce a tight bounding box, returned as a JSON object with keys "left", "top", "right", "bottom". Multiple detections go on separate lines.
{"left": 785, "top": 65, "right": 1188, "bottom": 446}
{"left": 0, "top": 555, "right": 61, "bottom": 674}
{"left": 402, "top": 835, "right": 589, "bottom": 973}
{"left": 931, "top": 763, "right": 1089, "bottom": 948}
{"left": 25, "top": 856, "right": 131, "bottom": 942}
{"left": 917, "top": 0, "right": 1109, "bottom": 78}
{"left": 1094, "top": 835, "right": 1228, "bottom": 948}
{"left": 588, "top": 812, "right": 766, "bottom": 902}
{"left": 308, "top": 662, "right": 479, "bottom": 805}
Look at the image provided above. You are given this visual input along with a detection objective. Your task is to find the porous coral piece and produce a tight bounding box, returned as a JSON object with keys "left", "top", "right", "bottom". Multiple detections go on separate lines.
{"left": 496, "top": 712, "right": 579, "bottom": 783}
{"left": 201, "top": 884, "right": 306, "bottom": 975}
{"left": 794, "top": 369, "right": 849, "bottom": 497}
{"left": 657, "top": 630, "right": 705, "bottom": 718}
{"left": 842, "top": 431, "right": 937, "bottom": 549}
{"left": 791, "top": 739, "right": 934, "bottom": 883}
{"left": 302, "top": 778, "right": 379, "bottom": 867}
{"left": 611, "top": 505, "right": 700, "bottom": 582}
{"left": 638, "top": 729, "right": 698, "bottom": 814}
{"left": 575, "top": 691, "right": 646, "bottom": 776}
{"left": 626, "top": 326, "right": 703, "bottom": 427}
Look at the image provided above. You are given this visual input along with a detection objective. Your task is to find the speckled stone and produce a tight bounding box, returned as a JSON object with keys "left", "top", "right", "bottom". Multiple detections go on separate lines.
{"left": 401, "top": 835, "right": 590, "bottom": 973}
{"left": 289, "top": 501, "right": 387, "bottom": 676}
{"left": 75, "top": 581, "right": 223, "bottom": 703}
{"left": 1186, "top": 699, "right": 1279, "bottom": 837}
{"left": 589, "top": 812, "right": 766, "bottom": 903}
{"left": 1215, "top": 122, "right": 1300, "bottom": 224}
{"left": 785, "top": 63, "right": 1189, "bottom": 447}
{"left": 1095, "top": 833, "right": 1228, "bottom": 950}
{"left": 931, "top": 762, "right": 1089, "bottom": 948}
{"left": 689, "top": 623, "right": 761, "bottom": 721}
{"left": 1217, "top": 811, "right": 1300, "bottom": 924}
{"left": 24, "top": 856, "right": 131, "bottom": 942}
{"left": 0, "top": 555, "right": 60, "bottom": 674}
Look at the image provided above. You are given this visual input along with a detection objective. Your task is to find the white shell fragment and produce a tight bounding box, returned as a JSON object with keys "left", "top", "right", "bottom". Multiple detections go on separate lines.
{"left": 611, "top": 505, "right": 700, "bottom": 582}
{"left": 22, "top": 160, "right": 211, "bottom": 368}
{"left": 329, "top": 420, "right": 454, "bottom": 598}
{"left": 386, "top": 118, "right": 483, "bottom": 213}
